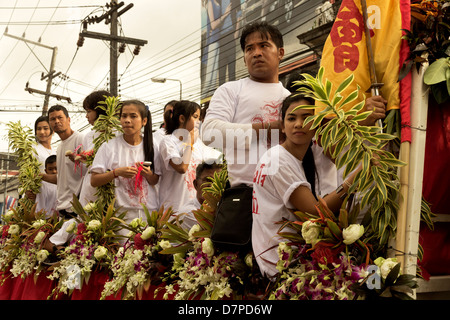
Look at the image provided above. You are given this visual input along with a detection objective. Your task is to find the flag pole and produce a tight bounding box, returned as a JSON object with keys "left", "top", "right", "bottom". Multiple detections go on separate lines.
{"left": 360, "top": 0, "right": 384, "bottom": 130}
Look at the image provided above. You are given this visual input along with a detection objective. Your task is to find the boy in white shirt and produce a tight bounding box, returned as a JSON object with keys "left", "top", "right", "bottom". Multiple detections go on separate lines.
{"left": 35, "top": 155, "right": 57, "bottom": 218}
{"left": 176, "top": 161, "right": 222, "bottom": 230}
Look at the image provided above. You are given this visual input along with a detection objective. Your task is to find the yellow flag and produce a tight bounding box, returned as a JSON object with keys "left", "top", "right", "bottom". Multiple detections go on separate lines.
{"left": 319, "top": 0, "right": 404, "bottom": 112}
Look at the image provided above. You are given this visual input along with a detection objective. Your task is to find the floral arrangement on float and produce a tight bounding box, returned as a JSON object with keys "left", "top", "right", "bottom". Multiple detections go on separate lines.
{"left": 157, "top": 167, "right": 268, "bottom": 300}
{"left": 100, "top": 206, "right": 176, "bottom": 300}
{"left": 1, "top": 121, "right": 62, "bottom": 285}
{"left": 8, "top": 210, "right": 62, "bottom": 281}
{"left": 268, "top": 68, "right": 420, "bottom": 300}
{"left": 47, "top": 197, "right": 126, "bottom": 299}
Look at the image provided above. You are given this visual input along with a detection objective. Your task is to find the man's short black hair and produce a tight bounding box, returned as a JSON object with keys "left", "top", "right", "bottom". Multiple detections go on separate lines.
{"left": 48, "top": 104, "right": 69, "bottom": 118}
{"left": 240, "top": 21, "right": 284, "bottom": 52}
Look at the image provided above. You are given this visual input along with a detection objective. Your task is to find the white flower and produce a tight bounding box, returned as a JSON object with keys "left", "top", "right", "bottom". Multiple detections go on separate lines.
{"left": 65, "top": 150, "right": 73, "bottom": 156}
{"left": 34, "top": 231, "right": 46, "bottom": 244}
{"left": 32, "top": 219, "right": 46, "bottom": 228}
{"left": 4, "top": 210, "right": 14, "bottom": 221}
{"left": 65, "top": 221, "right": 77, "bottom": 234}
{"left": 83, "top": 202, "right": 96, "bottom": 212}
{"left": 201, "top": 238, "right": 215, "bottom": 257}
{"left": 141, "top": 226, "right": 156, "bottom": 240}
{"left": 159, "top": 240, "right": 171, "bottom": 250}
{"left": 173, "top": 253, "right": 185, "bottom": 267}
{"left": 8, "top": 224, "right": 20, "bottom": 235}
{"left": 375, "top": 257, "right": 399, "bottom": 279}
{"left": 188, "top": 224, "right": 200, "bottom": 241}
{"left": 36, "top": 249, "right": 49, "bottom": 262}
{"left": 130, "top": 218, "right": 145, "bottom": 229}
{"left": 94, "top": 246, "right": 108, "bottom": 260}
{"left": 342, "top": 224, "right": 364, "bottom": 245}
{"left": 301, "top": 220, "right": 321, "bottom": 245}
{"left": 87, "top": 219, "right": 102, "bottom": 230}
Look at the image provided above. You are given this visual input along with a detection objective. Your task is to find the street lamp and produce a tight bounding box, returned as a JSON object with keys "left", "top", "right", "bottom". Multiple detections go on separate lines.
{"left": 151, "top": 77, "right": 182, "bottom": 100}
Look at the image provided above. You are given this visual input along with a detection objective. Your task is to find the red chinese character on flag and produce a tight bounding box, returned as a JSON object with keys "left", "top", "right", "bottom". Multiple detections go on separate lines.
{"left": 329, "top": 0, "right": 373, "bottom": 73}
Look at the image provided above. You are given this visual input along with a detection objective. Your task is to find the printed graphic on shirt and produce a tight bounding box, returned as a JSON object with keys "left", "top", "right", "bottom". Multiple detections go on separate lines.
{"left": 121, "top": 164, "right": 149, "bottom": 206}
{"left": 251, "top": 100, "right": 282, "bottom": 126}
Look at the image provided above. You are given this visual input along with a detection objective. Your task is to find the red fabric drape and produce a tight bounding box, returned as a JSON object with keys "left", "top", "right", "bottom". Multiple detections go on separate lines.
{"left": 419, "top": 99, "right": 450, "bottom": 277}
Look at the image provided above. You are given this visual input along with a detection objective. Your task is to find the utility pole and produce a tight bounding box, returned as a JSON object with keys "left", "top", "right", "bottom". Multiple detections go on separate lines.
{"left": 4, "top": 31, "right": 71, "bottom": 115}
{"left": 79, "top": 1, "right": 147, "bottom": 96}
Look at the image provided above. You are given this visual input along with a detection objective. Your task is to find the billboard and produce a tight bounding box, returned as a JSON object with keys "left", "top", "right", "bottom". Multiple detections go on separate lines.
{"left": 200, "top": 0, "right": 321, "bottom": 101}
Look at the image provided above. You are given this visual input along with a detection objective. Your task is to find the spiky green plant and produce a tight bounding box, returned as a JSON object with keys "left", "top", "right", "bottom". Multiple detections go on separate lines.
{"left": 89, "top": 95, "right": 123, "bottom": 210}
{"left": 293, "top": 67, "right": 406, "bottom": 252}
{"left": 6, "top": 121, "right": 42, "bottom": 212}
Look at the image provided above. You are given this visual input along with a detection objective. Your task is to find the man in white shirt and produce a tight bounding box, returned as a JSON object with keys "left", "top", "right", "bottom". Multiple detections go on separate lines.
{"left": 42, "top": 104, "right": 85, "bottom": 219}
{"left": 202, "top": 22, "right": 291, "bottom": 187}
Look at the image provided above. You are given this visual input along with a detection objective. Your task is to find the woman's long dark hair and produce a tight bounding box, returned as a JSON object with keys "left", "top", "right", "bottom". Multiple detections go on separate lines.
{"left": 164, "top": 100, "right": 200, "bottom": 134}
{"left": 120, "top": 99, "right": 154, "bottom": 171}
{"left": 281, "top": 93, "right": 317, "bottom": 199}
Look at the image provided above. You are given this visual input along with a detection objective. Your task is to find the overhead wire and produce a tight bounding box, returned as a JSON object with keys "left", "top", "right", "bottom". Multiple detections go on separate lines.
{"left": 120, "top": 0, "right": 321, "bottom": 106}
{"left": 120, "top": 0, "right": 316, "bottom": 97}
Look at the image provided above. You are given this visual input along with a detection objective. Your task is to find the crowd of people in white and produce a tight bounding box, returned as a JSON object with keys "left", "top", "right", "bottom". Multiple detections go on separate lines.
{"left": 27, "top": 21, "right": 387, "bottom": 279}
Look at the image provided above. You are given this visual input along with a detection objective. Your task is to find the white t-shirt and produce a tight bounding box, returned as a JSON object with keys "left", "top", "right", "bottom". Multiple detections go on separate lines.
{"left": 152, "top": 127, "right": 166, "bottom": 149}
{"left": 176, "top": 197, "right": 201, "bottom": 230}
{"left": 203, "top": 77, "right": 290, "bottom": 187}
{"left": 158, "top": 134, "right": 213, "bottom": 213}
{"left": 33, "top": 143, "right": 56, "bottom": 216}
{"left": 55, "top": 131, "right": 85, "bottom": 212}
{"left": 34, "top": 143, "right": 56, "bottom": 173}
{"left": 90, "top": 134, "right": 161, "bottom": 223}
{"left": 35, "top": 181, "right": 57, "bottom": 218}
{"left": 79, "top": 129, "right": 99, "bottom": 207}
{"left": 252, "top": 144, "right": 340, "bottom": 278}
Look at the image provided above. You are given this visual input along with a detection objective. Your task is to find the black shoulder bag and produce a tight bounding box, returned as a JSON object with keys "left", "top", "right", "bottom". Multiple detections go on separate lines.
{"left": 210, "top": 184, "right": 253, "bottom": 252}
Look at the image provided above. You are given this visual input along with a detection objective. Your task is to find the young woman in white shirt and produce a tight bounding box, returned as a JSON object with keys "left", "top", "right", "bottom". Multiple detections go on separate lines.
{"left": 26, "top": 116, "right": 56, "bottom": 207}
{"left": 34, "top": 115, "right": 55, "bottom": 172}
{"left": 90, "top": 100, "right": 160, "bottom": 228}
{"left": 252, "top": 93, "right": 361, "bottom": 279}
{"left": 158, "top": 100, "right": 201, "bottom": 212}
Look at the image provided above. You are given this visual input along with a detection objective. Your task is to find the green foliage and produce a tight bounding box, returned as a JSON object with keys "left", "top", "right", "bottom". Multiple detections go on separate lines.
{"left": 294, "top": 67, "right": 405, "bottom": 251}
{"left": 71, "top": 195, "right": 127, "bottom": 249}
{"left": 6, "top": 121, "right": 42, "bottom": 211}
{"left": 90, "top": 95, "right": 123, "bottom": 209}
{"left": 401, "top": 1, "right": 450, "bottom": 103}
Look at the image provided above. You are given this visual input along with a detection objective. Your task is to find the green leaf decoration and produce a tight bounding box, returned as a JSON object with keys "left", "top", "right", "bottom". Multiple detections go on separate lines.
{"left": 294, "top": 66, "right": 405, "bottom": 251}
{"left": 6, "top": 121, "right": 42, "bottom": 212}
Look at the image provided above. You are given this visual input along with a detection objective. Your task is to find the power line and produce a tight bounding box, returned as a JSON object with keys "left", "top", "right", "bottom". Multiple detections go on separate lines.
{"left": 121, "top": 0, "right": 324, "bottom": 106}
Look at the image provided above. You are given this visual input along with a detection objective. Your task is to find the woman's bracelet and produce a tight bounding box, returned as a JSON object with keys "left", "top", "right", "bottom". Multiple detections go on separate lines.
{"left": 112, "top": 169, "right": 117, "bottom": 178}
{"left": 336, "top": 180, "right": 353, "bottom": 200}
